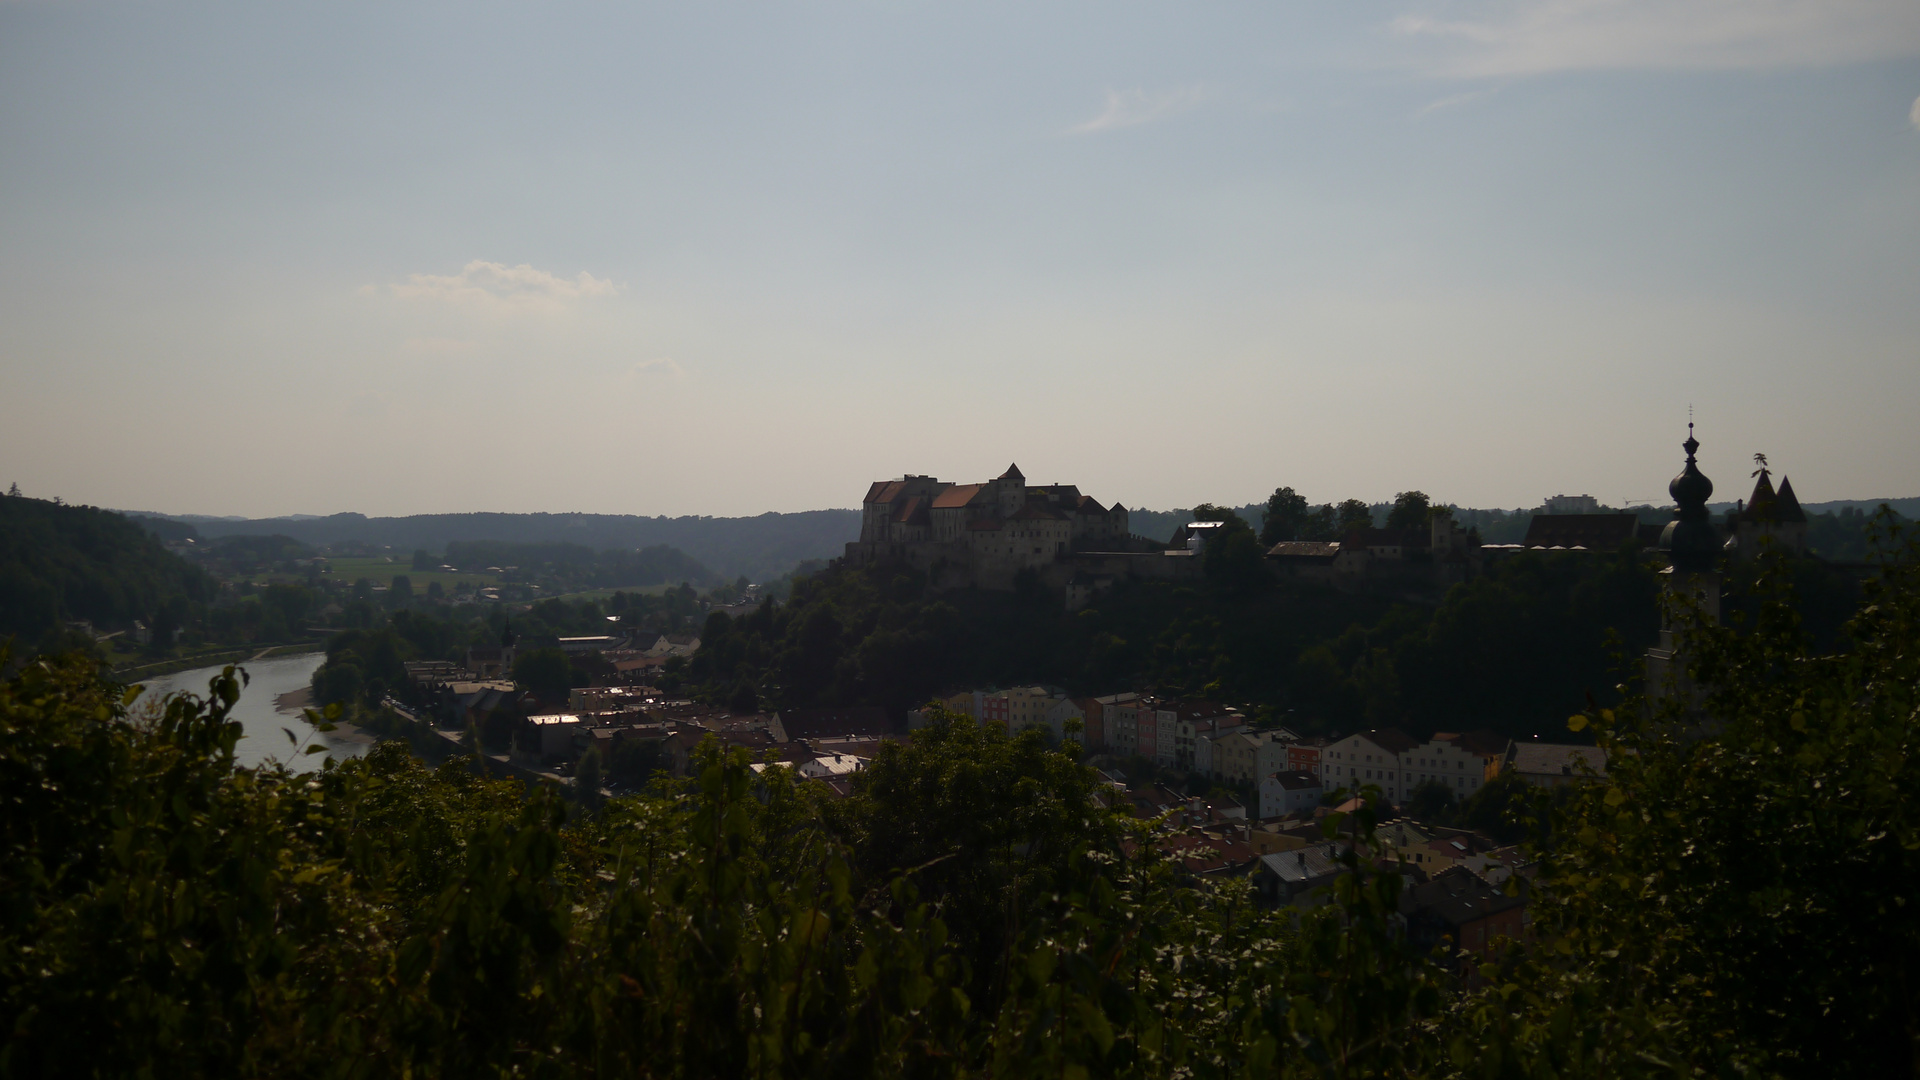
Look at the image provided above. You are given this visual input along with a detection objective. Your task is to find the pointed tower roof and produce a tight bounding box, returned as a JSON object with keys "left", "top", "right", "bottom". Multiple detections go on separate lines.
{"left": 998, "top": 463, "right": 1025, "bottom": 482}
{"left": 1774, "top": 477, "right": 1807, "bottom": 523}
{"left": 1744, "top": 471, "right": 1779, "bottom": 521}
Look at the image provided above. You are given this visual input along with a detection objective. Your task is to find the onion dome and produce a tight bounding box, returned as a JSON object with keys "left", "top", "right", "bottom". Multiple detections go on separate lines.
{"left": 1660, "top": 424, "right": 1719, "bottom": 573}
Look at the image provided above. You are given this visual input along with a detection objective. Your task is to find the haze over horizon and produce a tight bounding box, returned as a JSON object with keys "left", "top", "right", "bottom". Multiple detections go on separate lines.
{"left": 4, "top": 1, "right": 1918, "bottom": 519}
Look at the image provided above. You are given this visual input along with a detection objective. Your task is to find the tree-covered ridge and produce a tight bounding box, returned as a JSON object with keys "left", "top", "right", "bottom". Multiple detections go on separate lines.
{"left": 685, "top": 544, "right": 1664, "bottom": 741}
{"left": 0, "top": 493, "right": 212, "bottom": 648}
{"left": 4, "top": 531, "right": 1920, "bottom": 1075}
{"left": 442, "top": 539, "right": 715, "bottom": 588}
{"left": 134, "top": 508, "right": 863, "bottom": 583}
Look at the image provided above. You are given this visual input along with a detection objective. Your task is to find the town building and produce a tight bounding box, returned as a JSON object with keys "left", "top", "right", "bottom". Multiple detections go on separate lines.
{"left": 1406, "top": 730, "right": 1505, "bottom": 796}
{"left": 1500, "top": 741, "right": 1609, "bottom": 788}
{"left": 1318, "top": 729, "right": 1420, "bottom": 804}
{"left": 1259, "top": 770, "right": 1324, "bottom": 818}
{"left": 1400, "top": 866, "right": 1528, "bottom": 966}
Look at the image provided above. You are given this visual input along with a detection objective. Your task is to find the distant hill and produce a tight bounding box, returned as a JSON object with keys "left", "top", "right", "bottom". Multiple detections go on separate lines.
{"left": 118, "top": 509, "right": 861, "bottom": 584}
{"left": 1, "top": 495, "right": 213, "bottom": 647}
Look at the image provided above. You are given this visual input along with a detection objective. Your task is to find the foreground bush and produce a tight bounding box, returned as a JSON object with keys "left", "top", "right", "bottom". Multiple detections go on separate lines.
{"left": 1, "top": 526, "right": 1916, "bottom": 1077}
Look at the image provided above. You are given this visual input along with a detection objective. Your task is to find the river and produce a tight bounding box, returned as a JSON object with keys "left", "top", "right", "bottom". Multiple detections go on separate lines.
{"left": 132, "top": 651, "right": 373, "bottom": 772}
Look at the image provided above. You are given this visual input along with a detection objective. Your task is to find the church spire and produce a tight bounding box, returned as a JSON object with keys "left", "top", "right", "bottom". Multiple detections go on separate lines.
{"left": 1662, "top": 423, "right": 1718, "bottom": 573}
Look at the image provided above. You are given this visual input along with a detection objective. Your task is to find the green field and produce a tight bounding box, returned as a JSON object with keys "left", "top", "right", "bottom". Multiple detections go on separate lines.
{"left": 317, "top": 557, "right": 498, "bottom": 593}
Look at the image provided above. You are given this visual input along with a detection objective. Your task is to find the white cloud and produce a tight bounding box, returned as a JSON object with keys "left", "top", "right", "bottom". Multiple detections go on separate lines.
{"left": 384, "top": 260, "right": 618, "bottom": 310}
{"left": 626, "top": 357, "right": 684, "bottom": 381}
{"left": 1071, "top": 86, "right": 1206, "bottom": 134}
{"left": 1415, "top": 88, "right": 1495, "bottom": 117}
{"left": 1393, "top": 0, "right": 1920, "bottom": 77}
{"left": 1911, "top": 94, "right": 1920, "bottom": 132}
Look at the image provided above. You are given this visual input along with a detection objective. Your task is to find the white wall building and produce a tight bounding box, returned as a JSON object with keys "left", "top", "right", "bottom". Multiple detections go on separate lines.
{"left": 1260, "top": 771, "right": 1324, "bottom": 819}
{"left": 1406, "top": 732, "right": 1504, "bottom": 797}
{"left": 1318, "top": 729, "right": 1420, "bottom": 804}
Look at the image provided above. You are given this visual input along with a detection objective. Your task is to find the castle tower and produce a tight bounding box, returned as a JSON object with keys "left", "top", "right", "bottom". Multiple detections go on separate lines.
{"left": 1646, "top": 424, "right": 1720, "bottom": 704}
{"left": 995, "top": 463, "right": 1026, "bottom": 517}
{"left": 1726, "top": 464, "right": 1809, "bottom": 559}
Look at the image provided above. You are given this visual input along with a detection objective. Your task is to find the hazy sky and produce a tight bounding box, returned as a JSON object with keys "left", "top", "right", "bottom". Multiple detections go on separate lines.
{"left": 4, "top": 0, "right": 1918, "bottom": 518}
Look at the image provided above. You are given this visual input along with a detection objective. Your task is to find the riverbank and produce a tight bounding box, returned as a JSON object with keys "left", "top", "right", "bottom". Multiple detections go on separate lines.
{"left": 134, "top": 652, "right": 365, "bottom": 772}
{"left": 115, "top": 641, "right": 325, "bottom": 681}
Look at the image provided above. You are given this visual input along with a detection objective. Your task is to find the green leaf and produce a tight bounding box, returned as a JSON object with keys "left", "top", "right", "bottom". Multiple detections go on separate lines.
{"left": 1568, "top": 713, "right": 1589, "bottom": 732}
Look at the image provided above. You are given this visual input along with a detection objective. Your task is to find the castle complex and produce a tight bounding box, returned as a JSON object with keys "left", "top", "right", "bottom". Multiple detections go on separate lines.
{"left": 844, "top": 464, "right": 1151, "bottom": 591}
{"left": 847, "top": 447, "right": 1822, "bottom": 607}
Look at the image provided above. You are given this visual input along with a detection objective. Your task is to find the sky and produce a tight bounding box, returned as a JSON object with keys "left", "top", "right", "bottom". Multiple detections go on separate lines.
{"left": 2, "top": 0, "right": 1917, "bottom": 518}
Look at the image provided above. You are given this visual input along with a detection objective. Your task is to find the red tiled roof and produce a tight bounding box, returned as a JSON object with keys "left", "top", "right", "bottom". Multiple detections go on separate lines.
{"left": 1011, "top": 501, "right": 1068, "bottom": 522}
{"left": 863, "top": 480, "right": 908, "bottom": 505}
{"left": 932, "top": 484, "right": 986, "bottom": 509}
{"left": 1077, "top": 494, "right": 1106, "bottom": 513}
{"left": 891, "top": 497, "right": 930, "bottom": 526}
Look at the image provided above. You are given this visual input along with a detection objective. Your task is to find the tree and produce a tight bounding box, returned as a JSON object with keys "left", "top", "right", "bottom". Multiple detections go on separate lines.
{"left": 412, "top": 549, "right": 435, "bottom": 571}
{"left": 1386, "top": 491, "right": 1432, "bottom": 531}
{"left": 1189, "top": 503, "right": 1248, "bottom": 528}
{"left": 573, "top": 747, "right": 603, "bottom": 808}
{"left": 1536, "top": 531, "right": 1920, "bottom": 1075}
{"left": 1299, "top": 503, "right": 1341, "bottom": 542}
{"left": 727, "top": 679, "right": 759, "bottom": 714}
{"left": 512, "top": 647, "right": 573, "bottom": 701}
{"left": 1403, "top": 778, "right": 1458, "bottom": 823}
{"left": 1260, "top": 486, "right": 1312, "bottom": 545}
{"left": 1335, "top": 498, "right": 1374, "bottom": 533}
{"left": 387, "top": 575, "right": 414, "bottom": 609}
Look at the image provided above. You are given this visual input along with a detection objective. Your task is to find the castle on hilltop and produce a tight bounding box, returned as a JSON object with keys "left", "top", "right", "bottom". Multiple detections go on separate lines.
{"left": 844, "top": 464, "right": 1154, "bottom": 591}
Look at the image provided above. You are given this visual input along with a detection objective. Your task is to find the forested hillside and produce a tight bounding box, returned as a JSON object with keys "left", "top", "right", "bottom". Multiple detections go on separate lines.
{"left": 128, "top": 509, "right": 860, "bottom": 583}
{"left": 442, "top": 540, "right": 715, "bottom": 588}
{"left": 4, "top": 531, "right": 1919, "bottom": 1075}
{"left": 0, "top": 494, "right": 211, "bottom": 649}
{"left": 683, "top": 545, "right": 1666, "bottom": 741}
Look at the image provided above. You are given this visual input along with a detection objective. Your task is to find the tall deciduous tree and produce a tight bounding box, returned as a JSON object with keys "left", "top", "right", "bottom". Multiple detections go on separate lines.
{"left": 1386, "top": 490, "right": 1432, "bottom": 531}
{"left": 1260, "top": 486, "right": 1313, "bottom": 545}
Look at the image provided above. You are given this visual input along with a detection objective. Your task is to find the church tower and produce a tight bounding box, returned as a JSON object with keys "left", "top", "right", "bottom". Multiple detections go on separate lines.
{"left": 1646, "top": 424, "right": 1720, "bottom": 704}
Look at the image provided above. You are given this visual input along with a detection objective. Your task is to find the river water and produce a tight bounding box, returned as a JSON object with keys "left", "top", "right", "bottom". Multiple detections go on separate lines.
{"left": 132, "top": 652, "right": 372, "bottom": 773}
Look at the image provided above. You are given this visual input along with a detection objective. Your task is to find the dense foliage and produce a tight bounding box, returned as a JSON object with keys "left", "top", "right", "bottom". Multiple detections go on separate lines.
{"left": 3, "top": 528, "right": 1920, "bottom": 1075}
{"left": 146, "top": 508, "right": 864, "bottom": 584}
{"left": 686, "top": 547, "right": 1664, "bottom": 740}
{"left": 444, "top": 540, "right": 716, "bottom": 590}
{"left": 0, "top": 493, "right": 212, "bottom": 649}
{"left": 310, "top": 589, "right": 711, "bottom": 710}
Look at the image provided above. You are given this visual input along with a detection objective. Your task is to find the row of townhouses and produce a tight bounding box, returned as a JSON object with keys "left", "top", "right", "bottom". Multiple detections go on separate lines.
{"left": 913, "top": 685, "right": 1605, "bottom": 819}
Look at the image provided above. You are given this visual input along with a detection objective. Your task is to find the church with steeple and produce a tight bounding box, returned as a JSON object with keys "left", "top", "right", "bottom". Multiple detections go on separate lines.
{"left": 1645, "top": 424, "right": 1721, "bottom": 705}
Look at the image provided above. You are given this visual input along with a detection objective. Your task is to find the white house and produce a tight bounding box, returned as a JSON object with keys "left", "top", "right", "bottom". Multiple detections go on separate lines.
{"left": 1318, "top": 729, "right": 1420, "bottom": 804}
{"left": 1260, "top": 770, "right": 1324, "bottom": 819}
{"left": 1405, "top": 731, "right": 1505, "bottom": 797}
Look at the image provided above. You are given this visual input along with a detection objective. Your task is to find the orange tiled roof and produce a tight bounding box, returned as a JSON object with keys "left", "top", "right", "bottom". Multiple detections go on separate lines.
{"left": 1011, "top": 501, "right": 1068, "bottom": 522}
{"left": 932, "top": 484, "right": 986, "bottom": 509}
